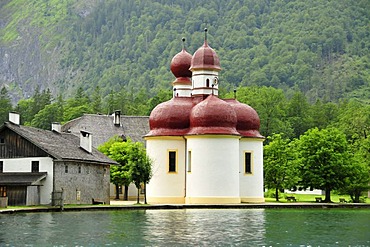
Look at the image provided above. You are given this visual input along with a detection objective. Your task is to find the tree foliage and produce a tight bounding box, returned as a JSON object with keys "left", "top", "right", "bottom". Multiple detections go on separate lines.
{"left": 98, "top": 136, "right": 130, "bottom": 200}
{"left": 0, "top": 87, "right": 12, "bottom": 124}
{"left": 1, "top": 0, "right": 369, "bottom": 104}
{"left": 98, "top": 136, "right": 152, "bottom": 203}
{"left": 294, "top": 127, "right": 350, "bottom": 202}
{"left": 263, "top": 134, "right": 298, "bottom": 201}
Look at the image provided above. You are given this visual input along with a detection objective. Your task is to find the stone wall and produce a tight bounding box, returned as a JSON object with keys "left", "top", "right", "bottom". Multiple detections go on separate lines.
{"left": 53, "top": 161, "right": 110, "bottom": 205}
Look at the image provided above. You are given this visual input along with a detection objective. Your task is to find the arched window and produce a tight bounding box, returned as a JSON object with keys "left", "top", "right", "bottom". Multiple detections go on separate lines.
{"left": 206, "top": 78, "right": 210, "bottom": 87}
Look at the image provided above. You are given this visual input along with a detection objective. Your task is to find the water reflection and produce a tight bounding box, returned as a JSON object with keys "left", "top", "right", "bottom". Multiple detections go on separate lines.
{"left": 143, "top": 209, "right": 266, "bottom": 246}
{"left": 0, "top": 209, "right": 369, "bottom": 246}
{"left": 264, "top": 209, "right": 370, "bottom": 246}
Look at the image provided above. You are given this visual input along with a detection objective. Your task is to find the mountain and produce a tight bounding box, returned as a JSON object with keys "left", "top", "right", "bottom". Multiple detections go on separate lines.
{"left": 0, "top": 0, "right": 369, "bottom": 104}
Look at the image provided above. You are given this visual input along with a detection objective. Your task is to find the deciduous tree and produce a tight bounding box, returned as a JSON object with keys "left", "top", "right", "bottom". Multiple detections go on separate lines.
{"left": 295, "top": 127, "right": 350, "bottom": 202}
{"left": 98, "top": 136, "right": 130, "bottom": 200}
{"left": 264, "top": 134, "right": 298, "bottom": 201}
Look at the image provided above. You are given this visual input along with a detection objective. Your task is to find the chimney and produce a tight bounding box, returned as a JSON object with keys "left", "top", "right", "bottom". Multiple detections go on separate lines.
{"left": 80, "top": 130, "right": 92, "bottom": 153}
{"left": 52, "top": 122, "right": 61, "bottom": 132}
{"left": 9, "top": 112, "right": 20, "bottom": 125}
{"left": 113, "top": 110, "right": 121, "bottom": 126}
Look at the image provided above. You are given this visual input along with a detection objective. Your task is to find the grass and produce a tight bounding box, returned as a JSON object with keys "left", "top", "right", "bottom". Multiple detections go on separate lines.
{"left": 265, "top": 193, "right": 370, "bottom": 203}
{"left": 1, "top": 195, "right": 369, "bottom": 210}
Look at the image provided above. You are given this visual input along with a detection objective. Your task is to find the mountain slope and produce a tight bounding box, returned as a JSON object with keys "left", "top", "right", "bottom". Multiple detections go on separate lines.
{"left": 0, "top": 0, "right": 369, "bottom": 104}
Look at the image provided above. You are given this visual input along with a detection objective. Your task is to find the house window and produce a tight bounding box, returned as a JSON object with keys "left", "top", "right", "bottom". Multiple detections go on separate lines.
{"left": 0, "top": 186, "right": 6, "bottom": 197}
{"left": 187, "top": 150, "right": 192, "bottom": 172}
{"left": 31, "top": 161, "right": 39, "bottom": 173}
{"left": 0, "top": 161, "right": 3, "bottom": 173}
{"left": 245, "top": 152, "right": 252, "bottom": 174}
{"left": 78, "top": 166, "right": 81, "bottom": 174}
{"left": 65, "top": 165, "right": 68, "bottom": 173}
{"left": 0, "top": 137, "right": 4, "bottom": 144}
{"left": 168, "top": 151, "right": 177, "bottom": 173}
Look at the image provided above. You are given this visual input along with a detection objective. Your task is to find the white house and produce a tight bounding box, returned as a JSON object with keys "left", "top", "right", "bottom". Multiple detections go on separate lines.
{"left": 145, "top": 30, "right": 265, "bottom": 204}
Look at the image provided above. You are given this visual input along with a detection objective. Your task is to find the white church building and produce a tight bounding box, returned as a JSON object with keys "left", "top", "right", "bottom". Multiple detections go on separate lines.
{"left": 145, "top": 30, "right": 265, "bottom": 204}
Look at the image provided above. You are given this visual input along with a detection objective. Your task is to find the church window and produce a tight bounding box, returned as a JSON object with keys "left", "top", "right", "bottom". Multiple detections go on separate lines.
{"left": 187, "top": 150, "right": 192, "bottom": 172}
{"left": 31, "top": 161, "right": 39, "bottom": 173}
{"left": 168, "top": 151, "right": 177, "bottom": 173}
{"left": 206, "top": 78, "right": 210, "bottom": 87}
{"left": 244, "top": 152, "right": 252, "bottom": 174}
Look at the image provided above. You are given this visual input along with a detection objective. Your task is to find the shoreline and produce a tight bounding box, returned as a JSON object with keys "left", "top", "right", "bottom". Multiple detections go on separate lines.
{"left": 1, "top": 201, "right": 370, "bottom": 214}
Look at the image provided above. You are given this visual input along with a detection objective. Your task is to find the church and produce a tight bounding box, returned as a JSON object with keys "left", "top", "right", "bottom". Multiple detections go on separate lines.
{"left": 145, "top": 29, "right": 264, "bottom": 204}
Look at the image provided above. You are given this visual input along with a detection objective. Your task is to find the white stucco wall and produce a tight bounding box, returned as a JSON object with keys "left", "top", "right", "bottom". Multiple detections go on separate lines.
{"left": 1, "top": 157, "right": 54, "bottom": 204}
{"left": 173, "top": 85, "right": 192, "bottom": 97}
{"left": 239, "top": 138, "right": 264, "bottom": 202}
{"left": 191, "top": 70, "right": 219, "bottom": 96}
{"left": 145, "top": 137, "right": 186, "bottom": 203}
{"left": 186, "top": 136, "right": 240, "bottom": 203}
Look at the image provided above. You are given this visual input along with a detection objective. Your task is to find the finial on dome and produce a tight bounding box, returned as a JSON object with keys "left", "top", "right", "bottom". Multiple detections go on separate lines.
{"left": 204, "top": 28, "right": 208, "bottom": 41}
{"left": 182, "top": 37, "right": 186, "bottom": 50}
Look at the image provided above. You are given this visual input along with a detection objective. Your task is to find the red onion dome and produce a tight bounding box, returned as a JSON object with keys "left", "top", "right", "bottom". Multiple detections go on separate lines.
{"left": 225, "top": 99, "right": 263, "bottom": 138}
{"left": 190, "top": 40, "right": 221, "bottom": 71}
{"left": 147, "top": 97, "right": 193, "bottom": 136}
{"left": 170, "top": 48, "right": 192, "bottom": 78}
{"left": 188, "top": 95, "right": 238, "bottom": 135}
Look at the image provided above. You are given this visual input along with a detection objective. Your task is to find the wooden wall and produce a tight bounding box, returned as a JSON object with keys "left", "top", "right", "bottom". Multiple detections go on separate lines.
{"left": 0, "top": 129, "right": 48, "bottom": 158}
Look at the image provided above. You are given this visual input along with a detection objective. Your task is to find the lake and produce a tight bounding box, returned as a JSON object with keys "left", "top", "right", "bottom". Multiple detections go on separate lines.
{"left": 0, "top": 208, "right": 369, "bottom": 246}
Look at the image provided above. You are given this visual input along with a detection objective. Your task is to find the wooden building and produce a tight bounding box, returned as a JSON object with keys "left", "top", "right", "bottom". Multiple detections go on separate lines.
{"left": 0, "top": 113, "right": 116, "bottom": 206}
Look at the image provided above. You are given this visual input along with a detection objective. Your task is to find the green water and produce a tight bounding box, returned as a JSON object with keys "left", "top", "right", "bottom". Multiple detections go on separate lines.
{"left": 0, "top": 209, "right": 369, "bottom": 246}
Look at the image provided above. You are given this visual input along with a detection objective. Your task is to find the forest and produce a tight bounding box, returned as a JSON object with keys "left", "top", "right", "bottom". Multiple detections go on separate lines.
{"left": 0, "top": 0, "right": 369, "bottom": 104}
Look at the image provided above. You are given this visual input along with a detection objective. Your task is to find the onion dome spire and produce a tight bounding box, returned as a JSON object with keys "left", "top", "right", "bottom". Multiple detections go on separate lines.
{"left": 170, "top": 37, "right": 192, "bottom": 81}
{"left": 190, "top": 28, "right": 221, "bottom": 71}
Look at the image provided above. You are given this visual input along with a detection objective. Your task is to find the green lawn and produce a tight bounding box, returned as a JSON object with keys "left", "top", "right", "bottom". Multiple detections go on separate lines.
{"left": 265, "top": 193, "right": 370, "bottom": 203}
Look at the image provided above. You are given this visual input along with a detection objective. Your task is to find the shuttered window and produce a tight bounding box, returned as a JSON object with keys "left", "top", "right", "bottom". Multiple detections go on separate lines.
{"left": 31, "top": 161, "right": 39, "bottom": 173}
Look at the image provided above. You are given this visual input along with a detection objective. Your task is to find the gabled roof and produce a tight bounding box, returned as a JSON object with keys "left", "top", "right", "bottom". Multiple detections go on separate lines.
{"left": 1, "top": 122, "right": 117, "bottom": 165}
{"left": 62, "top": 114, "right": 149, "bottom": 147}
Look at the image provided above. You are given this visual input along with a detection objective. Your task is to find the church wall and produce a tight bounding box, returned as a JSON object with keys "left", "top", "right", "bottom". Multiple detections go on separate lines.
{"left": 185, "top": 136, "right": 240, "bottom": 203}
{"left": 239, "top": 138, "right": 264, "bottom": 202}
{"left": 146, "top": 137, "right": 186, "bottom": 203}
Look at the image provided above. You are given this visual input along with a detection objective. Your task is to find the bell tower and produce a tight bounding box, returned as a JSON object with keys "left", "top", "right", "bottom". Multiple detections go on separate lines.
{"left": 190, "top": 28, "right": 221, "bottom": 98}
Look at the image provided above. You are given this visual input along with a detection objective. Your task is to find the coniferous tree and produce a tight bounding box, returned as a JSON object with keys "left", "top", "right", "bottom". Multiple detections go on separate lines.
{"left": 0, "top": 87, "right": 12, "bottom": 124}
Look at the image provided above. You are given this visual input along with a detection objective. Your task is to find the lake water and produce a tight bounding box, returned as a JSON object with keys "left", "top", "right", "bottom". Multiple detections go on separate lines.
{"left": 0, "top": 208, "right": 369, "bottom": 246}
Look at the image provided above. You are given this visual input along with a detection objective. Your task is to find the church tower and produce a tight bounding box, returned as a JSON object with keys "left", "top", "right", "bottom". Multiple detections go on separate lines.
{"left": 170, "top": 38, "right": 193, "bottom": 97}
{"left": 190, "top": 28, "right": 220, "bottom": 98}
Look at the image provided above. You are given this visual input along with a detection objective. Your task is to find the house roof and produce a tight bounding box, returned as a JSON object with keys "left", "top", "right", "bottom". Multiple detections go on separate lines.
{"left": 62, "top": 114, "right": 149, "bottom": 147}
{"left": 1, "top": 122, "right": 117, "bottom": 165}
{"left": 0, "top": 172, "right": 47, "bottom": 185}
